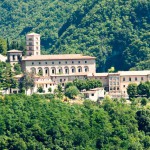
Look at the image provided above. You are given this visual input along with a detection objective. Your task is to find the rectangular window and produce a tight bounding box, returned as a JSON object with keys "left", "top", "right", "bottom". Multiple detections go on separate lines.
{"left": 60, "top": 79, "right": 62, "bottom": 82}
{"left": 39, "top": 62, "right": 41, "bottom": 64}
{"left": 78, "top": 61, "right": 80, "bottom": 64}
{"left": 52, "top": 62, "right": 54, "bottom": 64}
{"left": 28, "top": 38, "right": 32, "bottom": 41}
{"left": 135, "top": 77, "right": 137, "bottom": 81}
{"left": 65, "top": 61, "right": 67, "bottom": 64}
{"left": 32, "top": 62, "right": 34, "bottom": 65}
{"left": 29, "top": 42, "right": 32, "bottom": 46}
{"left": 123, "top": 77, "right": 125, "bottom": 81}
{"left": 72, "top": 61, "right": 74, "bottom": 64}
{"left": 141, "top": 77, "right": 143, "bottom": 81}
{"left": 91, "top": 94, "right": 94, "bottom": 96}
{"left": 46, "top": 84, "right": 47, "bottom": 88}
{"left": 85, "top": 61, "right": 87, "bottom": 63}
{"left": 129, "top": 77, "right": 131, "bottom": 81}
{"left": 29, "top": 47, "right": 32, "bottom": 50}
{"left": 59, "top": 62, "right": 61, "bottom": 64}
{"left": 13, "top": 55, "right": 15, "bottom": 60}
{"left": 45, "top": 62, "right": 47, "bottom": 64}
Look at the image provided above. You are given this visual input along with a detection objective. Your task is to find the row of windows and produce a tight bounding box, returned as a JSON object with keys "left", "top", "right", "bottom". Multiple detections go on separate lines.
{"left": 109, "top": 77, "right": 119, "bottom": 80}
{"left": 110, "top": 87, "right": 120, "bottom": 91}
{"left": 123, "top": 77, "right": 144, "bottom": 82}
{"left": 28, "top": 37, "right": 39, "bottom": 41}
{"left": 31, "top": 66, "right": 89, "bottom": 75}
{"left": 32, "top": 60, "right": 88, "bottom": 65}
{"left": 28, "top": 42, "right": 39, "bottom": 46}
{"left": 10, "top": 55, "right": 21, "bottom": 61}
{"left": 29, "top": 47, "right": 39, "bottom": 51}
{"left": 109, "top": 82, "right": 119, "bottom": 85}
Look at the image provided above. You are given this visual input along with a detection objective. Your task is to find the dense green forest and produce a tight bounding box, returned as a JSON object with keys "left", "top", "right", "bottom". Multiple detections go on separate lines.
{"left": 0, "top": 94, "right": 150, "bottom": 149}
{"left": 53, "top": 0, "right": 150, "bottom": 71}
{"left": 0, "top": 0, "right": 81, "bottom": 50}
{"left": 0, "top": 0, "right": 150, "bottom": 71}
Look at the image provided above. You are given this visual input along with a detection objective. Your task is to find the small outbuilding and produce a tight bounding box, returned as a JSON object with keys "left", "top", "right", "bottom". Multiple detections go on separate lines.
{"left": 82, "top": 88, "right": 104, "bottom": 102}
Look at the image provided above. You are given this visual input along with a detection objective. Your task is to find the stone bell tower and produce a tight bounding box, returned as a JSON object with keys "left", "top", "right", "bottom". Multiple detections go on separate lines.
{"left": 26, "top": 32, "right": 41, "bottom": 56}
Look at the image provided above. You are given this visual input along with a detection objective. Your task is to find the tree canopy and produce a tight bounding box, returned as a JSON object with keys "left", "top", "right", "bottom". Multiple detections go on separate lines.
{"left": 0, "top": 94, "right": 150, "bottom": 149}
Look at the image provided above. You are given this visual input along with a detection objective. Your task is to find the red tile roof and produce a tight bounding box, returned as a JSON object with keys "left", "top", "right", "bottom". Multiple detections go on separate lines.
{"left": 22, "top": 54, "right": 96, "bottom": 61}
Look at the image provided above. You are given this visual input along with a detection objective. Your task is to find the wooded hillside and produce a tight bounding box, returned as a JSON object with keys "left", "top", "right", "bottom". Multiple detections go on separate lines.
{"left": 0, "top": 0, "right": 150, "bottom": 71}
{"left": 53, "top": 0, "right": 150, "bottom": 71}
{"left": 0, "top": 94, "right": 150, "bottom": 149}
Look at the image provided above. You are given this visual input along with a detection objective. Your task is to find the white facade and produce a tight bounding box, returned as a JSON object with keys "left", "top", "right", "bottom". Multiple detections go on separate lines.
{"left": 0, "top": 54, "right": 7, "bottom": 62}
{"left": 26, "top": 33, "right": 41, "bottom": 56}
{"left": 82, "top": 88, "right": 105, "bottom": 102}
{"left": 5, "top": 33, "right": 150, "bottom": 98}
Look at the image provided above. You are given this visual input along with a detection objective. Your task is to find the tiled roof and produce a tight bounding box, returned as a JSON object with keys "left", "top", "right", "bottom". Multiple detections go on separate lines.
{"left": 87, "top": 73, "right": 108, "bottom": 77}
{"left": 7, "top": 49, "right": 22, "bottom": 53}
{"left": 14, "top": 74, "right": 39, "bottom": 78}
{"left": 27, "top": 32, "right": 40, "bottom": 36}
{"left": 82, "top": 88, "right": 104, "bottom": 94}
{"left": 22, "top": 54, "right": 96, "bottom": 61}
{"left": 50, "top": 72, "right": 89, "bottom": 77}
{"left": 119, "top": 70, "right": 150, "bottom": 76}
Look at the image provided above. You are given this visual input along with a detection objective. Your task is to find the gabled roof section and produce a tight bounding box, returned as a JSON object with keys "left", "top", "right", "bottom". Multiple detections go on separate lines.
{"left": 27, "top": 32, "right": 40, "bottom": 36}
{"left": 118, "top": 70, "right": 150, "bottom": 76}
{"left": 7, "top": 49, "right": 23, "bottom": 53}
{"left": 22, "top": 54, "right": 96, "bottom": 61}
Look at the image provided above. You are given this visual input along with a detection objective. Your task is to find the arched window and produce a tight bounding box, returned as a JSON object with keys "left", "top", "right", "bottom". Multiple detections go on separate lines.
{"left": 31, "top": 67, "right": 36, "bottom": 74}
{"left": 44, "top": 67, "right": 49, "bottom": 76}
{"left": 71, "top": 66, "right": 76, "bottom": 73}
{"left": 64, "top": 66, "right": 69, "bottom": 74}
{"left": 84, "top": 66, "right": 89, "bottom": 72}
{"left": 51, "top": 67, "right": 56, "bottom": 74}
{"left": 58, "top": 67, "right": 63, "bottom": 74}
{"left": 38, "top": 67, "right": 43, "bottom": 76}
{"left": 77, "top": 66, "right": 82, "bottom": 73}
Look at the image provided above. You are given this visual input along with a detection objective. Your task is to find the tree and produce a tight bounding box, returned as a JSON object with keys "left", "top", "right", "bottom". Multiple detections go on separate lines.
{"left": 0, "top": 38, "right": 7, "bottom": 55}
{"left": 141, "top": 98, "right": 148, "bottom": 106}
{"left": 19, "top": 72, "right": 35, "bottom": 94}
{"left": 73, "top": 79, "right": 102, "bottom": 91}
{"left": 108, "top": 67, "right": 115, "bottom": 73}
{"left": 14, "top": 63, "right": 22, "bottom": 75}
{"left": 136, "top": 109, "right": 150, "bottom": 134}
{"left": 127, "top": 83, "right": 138, "bottom": 99}
{"left": 64, "top": 82, "right": 74, "bottom": 90}
{"left": 53, "top": 84, "right": 63, "bottom": 99}
{"left": 37, "top": 86, "right": 44, "bottom": 93}
{"left": 48, "top": 87, "right": 52, "bottom": 93}
{"left": 137, "top": 82, "right": 150, "bottom": 98}
{"left": 65, "top": 86, "right": 79, "bottom": 99}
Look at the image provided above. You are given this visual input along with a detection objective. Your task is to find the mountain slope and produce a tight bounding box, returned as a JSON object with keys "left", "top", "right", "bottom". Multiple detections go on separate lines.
{"left": 0, "top": 0, "right": 81, "bottom": 49}
{"left": 52, "top": 0, "right": 150, "bottom": 71}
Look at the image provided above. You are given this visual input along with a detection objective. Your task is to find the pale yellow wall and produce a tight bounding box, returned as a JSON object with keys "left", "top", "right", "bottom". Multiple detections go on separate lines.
{"left": 26, "top": 34, "right": 41, "bottom": 56}
{"left": 24, "top": 59, "right": 96, "bottom": 76}
{"left": 120, "top": 75, "right": 149, "bottom": 96}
